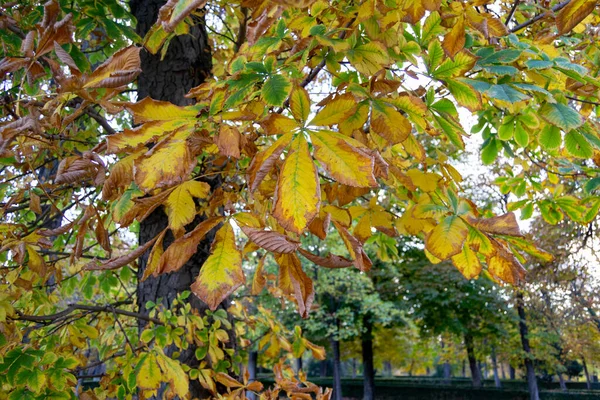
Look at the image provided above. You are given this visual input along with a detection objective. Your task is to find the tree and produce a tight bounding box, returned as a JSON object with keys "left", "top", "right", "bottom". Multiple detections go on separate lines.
{"left": 1, "top": 0, "right": 599, "bottom": 398}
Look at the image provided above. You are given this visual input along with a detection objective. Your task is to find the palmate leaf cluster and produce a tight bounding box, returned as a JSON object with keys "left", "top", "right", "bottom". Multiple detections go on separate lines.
{"left": 1, "top": 0, "right": 600, "bottom": 398}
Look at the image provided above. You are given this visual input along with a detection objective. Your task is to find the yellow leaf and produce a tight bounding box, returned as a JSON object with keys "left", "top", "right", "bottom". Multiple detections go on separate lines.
{"left": 556, "top": 0, "right": 597, "bottom": 34}
{"left": 451, "top": 245, "right": 481, "bottom": 279}
{"left": 259, "top": 114, "right": 299, "bottom": 135}
{"left": 442, "top": 16, "right": 465, "bottom": 58}
{"left": 290, "top": 85, "right": 311, "bottom": 123}
{"left": 406, "top": 169, "right": 442, "bottom": 192}
{"left": 425, "top": 215, "right": 468, "bottom": 260}
{"left": 156, "top": 352, "right": 189, "bottom": 398}
{"left": 107, "top": 120, "right": 188, "bottom": 154}
{"left": 370, "top": 104, "right": 411, "bottom": 145}
{"left": 142, "top": 229, "right": 167, "bottom": 281}
{"left": 446, "top": 78, "right": 482, "bottom": 112}
{"left": 134, "top": 128, "right": 195, "bottom": 192}
{"left": 334, "top": 222, "right": 372, "bottom": 272}
{"left": 191, "top": 223, "right": 245, "bottom": 310}
{"left": 273, "top": 135, "right": 320, "bottom": 235}
{"left": 165, "top": 181, "right": 211, "bottom": 234}
{"left": 467, "top": 227, "right": 494, "bottom": 256}
{"left": 126, "top": 97, "right": 199, "bottom": 124}
{"left": 310, "top": 130, "right": 376, "bottom": 187}
{"left": 136, "top": 353, "right": 162, "bottom": 391}
{"left": 347, "top": 41, "right": 390, "bottom": 76}
{"left": 309, "top": 94, "right": 356, "bottom": 126}
{"left": 247, "top": 132, "right": 293, "bottom": 192}
{"left": 339, "top": 101, "right": 369, "bottom": 135}
{"left": 251, "top": 255, "right": 267, "bottom": 295}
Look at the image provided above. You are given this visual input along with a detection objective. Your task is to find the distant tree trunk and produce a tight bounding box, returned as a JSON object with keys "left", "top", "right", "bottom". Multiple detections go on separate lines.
{"left": 558, "top": 373, "right": 567, "bottom": 391}
{"left": 462, "top": 359, "right": 466, "bottom": 378}
{"left": 294, "top": 357, "right": 303, "bottom": 376}
{"left": 464, "top": 332, "right": 482, "bottom": 388}
{"left": 492, "top": 347, "right": 501, "bottom": 388}
{"left": 247, "top": 351, "right": 258, "bottom": 400}
{"left": 583, "top": 358, "right": 592, "bottom": 390}
{"left": 443, "top": 362, "right": 452, "bottom": 384}
{"left": 352, "top": 358, "right": 357, "bottom": 378}
{"left": 510, "top": 365, "right": 516, "bottom": 380}
{"left": 384, "top": 361, "right": 393, "bottom": 377}
{"left": 362, "top": 317, "right": 375, "bottom": 400}
{"left": 331, "top": 339, "right": 343, "bottom": 400}
{"left": 517, "top": 292, "right": 539, "bottom": 400}
{"left": 501, "top": 363, "right": 506, "bottom": 380}
{"left": 320, "top": 360, "right": 328, "bottom": 377}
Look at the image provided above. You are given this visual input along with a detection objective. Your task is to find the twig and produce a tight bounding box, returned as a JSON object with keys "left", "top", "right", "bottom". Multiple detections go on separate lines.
{"left": 505, "top": 0, "right": 521, "bottom": 26}
{"left": 510, "top": 1, "right": 570, "bottom": 33}
{"left": 566, "top": 96, "right": 600, "bottom": 106}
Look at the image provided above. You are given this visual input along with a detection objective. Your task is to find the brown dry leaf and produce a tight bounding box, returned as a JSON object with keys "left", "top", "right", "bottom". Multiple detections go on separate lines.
{"left": 241, "top": 226, "right": 300, "bottom": 254}
{"left": 215, "top": 125, "right": 241, "bottom": 158}
{"left": 156, "top": 216, "right": 223, "bottom": 275}
{"left": 467, "top": 212, "right": 522, "bottom": 237}
{"left": 334, "top": 222, "right": 372, "bottom": 272}
{"left": 297, "top": 248, "right": 353, "bottom": 269}
{"left": 84, "top": 231, "right": 162, "bottom": 271}
{"left": 275, "top": 253, "right": 314, "bottom": 318}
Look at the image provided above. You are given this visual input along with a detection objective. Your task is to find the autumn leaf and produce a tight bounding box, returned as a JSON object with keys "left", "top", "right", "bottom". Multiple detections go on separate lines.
{"left": 275, "top": 253, "right": 314, "bottom": 318}
{"left": 191, "top": 223, "right": 245, "bottom": 310}
{"left": 165, "top": 180, "right": 211, "bottom": 234}
{"left": 272, "top": 134, "right": 320, "bottom": 235}
{"left": 83, "top": 46, "right": 141, "bottom": 88}
{"left": 247, "top": 132, "right": 293, "bottom": 192}
{"left": 297, "top": 248, "right": 353, "bottom": 269}
{"left": 241, "top": 226, "right": 300, "bottom": 254}
{"left": 555, "top": 0, "right": 597, "bottom": 34}
{"left": 425, "top": 215, "right": 468, "bottom": 260}
{"left": 451, "top": 245, "right": 482, "bottom": 280}
{"left": 310, "top": 130, "right": 377, "bottom": 187}
{"left": 442, "top": 16, "right": 465, "bottom": 58}
{"left": 467, "top": 212, "right": 522, "bottom": 237}
{"left": 156, "top": 217, "right": 223, "bottom": 276}
{"left": 215, "top": 125, "right": 242, "bottom": 159}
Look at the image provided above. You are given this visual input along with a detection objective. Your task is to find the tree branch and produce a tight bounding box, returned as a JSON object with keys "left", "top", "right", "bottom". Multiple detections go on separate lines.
{"left": 509, "top": 1, "right": 570, "bottom": 33}
{"left": 14, "top": 302, "right": 164, "bottom": 326}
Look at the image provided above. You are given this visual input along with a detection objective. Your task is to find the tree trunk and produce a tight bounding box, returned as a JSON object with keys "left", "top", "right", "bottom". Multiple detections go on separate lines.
{"left": 384, "top": 361, "right": 392, "bottom": 377}
{"left": 320, "top": 360, "right": 328, "bottom": 377}
{"left": 583, "top": 358, "right": 592, "bottom": 390}
{"left": 131, "top": 0, "right": 216, "bottom": 398}
{"left": 501, "top": 362, "right": 506, "bottom": 380}
{"left": 352, "top": 358, "right": 357, "bottom": 379}
{"left": 331, "top": 339, "right": 343, "bottom": 400}
{"left": 464, "top": 332, "right": 482, "bottom": 388}
{"left": 362, "top": 317, "right": 375, "bottom": 400}
{"left": 491, "top": 347, "right": 501, "bottom": 388}
{"left": 294, "top": 357, "right": 303, "bottom": 376}
{"left": 247, "top": 351, "right": 258, "bottom": 400}
{"left": 510, "top": 365, "right": 515, "bottom": 380}
{"left": 517, "top": 292, "right": 539, "bottom": 400}
{"left": 443, "top": 362, "right": 452, "bottom": 385}
{"left": 558, "top": 373, "right": 567, "bottom": 391}
{"left": 462, "top": 359, "right": 466, "bottom": 378}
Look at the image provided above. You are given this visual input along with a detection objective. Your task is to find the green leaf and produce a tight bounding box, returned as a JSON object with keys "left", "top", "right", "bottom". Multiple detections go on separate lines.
{"left": 539, "top": 125, "right": 562, "bottom": 150}
{"left": 564, "top": 130, "right": 593, "bottom": 158}
{"left": 261, "top": 74, "right": 292, "bottom": 106}
{"left": 539, "top": 103, "right": 583, "bottom": 131}
{"left": 498, "top": 119, "right": 514, "bottom": 141}
{"left": 481, "top": 138, "right": 500, "bottom": 165}
{"left": 486, "top": 84, "right": 529, "bottom": 103}
{"left": 524, "top": 59, "right": 553, "bottom": 70}
{"left": 584, "top": 178, "right": 600, "bottom": 194}
{"left": 514, "top": 121, "right": 529, "bottom": 147}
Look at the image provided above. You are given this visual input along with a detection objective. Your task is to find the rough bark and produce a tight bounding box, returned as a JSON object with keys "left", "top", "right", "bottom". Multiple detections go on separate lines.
{"left": 331, "top": 339, "right": 343, "bottom": 400}
{"left": 362, "top": 317, "right": 375, "bottom": 400}
{"left": 491, "top": 347, "right": 501, "bottom": 388}
{"left": 464, "top": 332, "right": 482, "bottom": 388}
{"left": 130, "top": 0, "right": 216, "bottom": 398}
{"left": 517, "top": 292, "right": 540, "bottom": 400}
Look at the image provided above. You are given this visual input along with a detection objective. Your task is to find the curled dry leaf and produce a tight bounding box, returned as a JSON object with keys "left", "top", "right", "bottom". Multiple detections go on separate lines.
{"left": 297, "top": 248, "right": 353, "bottom": 269}
{"left": 467, "top": 212, "right": 522, "bottom": 237}
{"left": 241, "top": 226, "right": 300, "bottom": 254}
{"left": 84, "top": 230, "right": 162, "bottom": 271}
